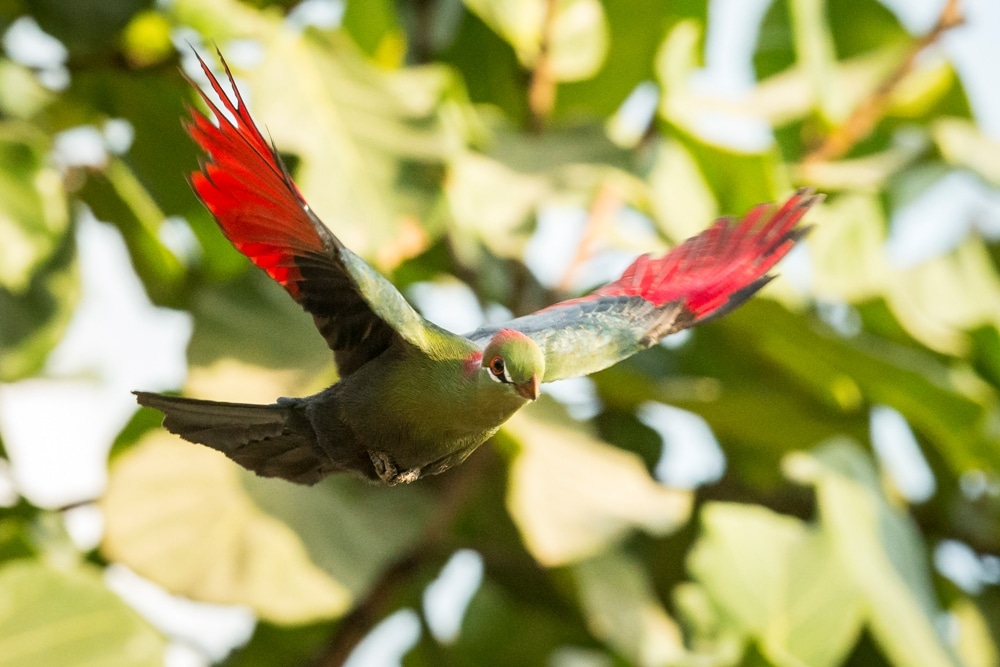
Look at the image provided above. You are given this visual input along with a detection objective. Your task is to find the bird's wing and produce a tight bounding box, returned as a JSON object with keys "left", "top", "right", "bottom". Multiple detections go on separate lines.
{"left": 186, "top": 51, "right": 456, "bottom": 375}
{"left": 467, "top": 189, "right": 820, "bottom": 382}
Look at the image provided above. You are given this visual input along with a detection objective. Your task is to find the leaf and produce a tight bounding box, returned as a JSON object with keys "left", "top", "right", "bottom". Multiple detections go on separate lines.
{"left": 0, "top": 560, "right": 166, "bottom": 667}
{"left": 688, "top": 503, "right": 864, "bottom": 667}
{"left": 573, "top": 549, "right": 686, "bottom": 667}
{"left": 0, "top": 225, "right": 78, "bottom": 382}
{"left": 784, "top": 440, "right": 962, "bottom": 667}
{"left": 503, "top": 399, "right": 691, "bottom": 566}
{"left": 101, "top": 433, "right": 353, "bottom": 624}
{"left": 934, "top": 117, "right": 1000, "bottom": 186}
{"left": 0, "top": 123, "right": 69, "bottom": 294}
{"left": 461, "top": 0, "right": 609, "bottom": 81}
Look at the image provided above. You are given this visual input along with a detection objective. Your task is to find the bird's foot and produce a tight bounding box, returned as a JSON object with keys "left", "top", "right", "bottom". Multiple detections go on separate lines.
{"left": 369, "top": 450, "right": 421, "bottom": 486}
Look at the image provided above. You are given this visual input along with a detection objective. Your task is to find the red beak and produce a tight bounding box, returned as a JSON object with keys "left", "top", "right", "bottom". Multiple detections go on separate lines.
{"left": 515, "top": 374, "right": 540, "bottom": 401}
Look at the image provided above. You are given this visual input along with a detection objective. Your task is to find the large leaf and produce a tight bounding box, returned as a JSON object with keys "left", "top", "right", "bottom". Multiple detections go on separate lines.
{"left": 573, "top": 548, "right": 686, "bottom": 666}
{"left": 461, "top": 0, "right": 608, "bottom": 81}
{"left": 503, "top": 399, "right": 691, "bottom": 566}
{"left": 688, "top": 503, "right": 864, "bottom": 667}
{"left": 0, "top": 560, "right": 165, "bottom": 667}
{"left": 784, "top": 440, "right": 962, "bottom": 667}
{"left": 101, "top": 433, "right": 352, "bottom": 624}
{"left": 0, "top": 123, "right": 69, "bottom": 294}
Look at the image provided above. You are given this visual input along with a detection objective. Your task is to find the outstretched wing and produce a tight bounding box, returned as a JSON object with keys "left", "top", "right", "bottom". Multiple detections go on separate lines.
{"left": 186, "top": 50, "right": 452, "bottom": 375}
{"left": 467, "top": 189, "right": 820, "bottom": 382}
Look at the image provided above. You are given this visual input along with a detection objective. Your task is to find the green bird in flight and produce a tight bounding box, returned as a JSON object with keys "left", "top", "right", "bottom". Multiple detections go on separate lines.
{"left": 135, "top": 52, "right": 821, "bottom": 486}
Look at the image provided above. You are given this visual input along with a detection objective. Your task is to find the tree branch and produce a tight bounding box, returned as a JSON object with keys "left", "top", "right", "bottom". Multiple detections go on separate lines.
{"left": 528, "top": 0, "right": 560, "bottom": 132}
{"left": 803, "top": 0, "right": 964, "bottom": 164}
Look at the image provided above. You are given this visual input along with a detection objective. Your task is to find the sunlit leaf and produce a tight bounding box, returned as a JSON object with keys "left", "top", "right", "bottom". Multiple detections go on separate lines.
{"left": 784, "top": 440, "right": 963, "bottom": 667}
{"left": 101, "top": 433, "right": 353, "bottom": 624}
{"left": 0, "top": 123, "right": 69, "bottom": 294}
{"left": 688, "top": 502, "right": 864, "bottom": 667}
{"left": 461, "top": 0, "right": 608, "bottom": 81}
{"left": 0, "top": 560, "right": 165, "bottom": 667}
{"left": 573, "top": 548, "right": 686, "bottom": 666}
{"left": 934, "top": 117, "right": 1000, "bottom": 186}
{"left": 503, "top": 399, "right": 691, "bottom": 566}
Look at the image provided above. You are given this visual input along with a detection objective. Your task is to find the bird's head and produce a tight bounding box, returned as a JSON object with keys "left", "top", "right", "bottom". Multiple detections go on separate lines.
{"left": 482, "top": 329, "right": 545, "bottom": 401}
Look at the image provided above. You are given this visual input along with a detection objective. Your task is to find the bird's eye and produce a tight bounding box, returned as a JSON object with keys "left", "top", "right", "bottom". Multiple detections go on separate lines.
{"left": 489, "top": 355, "right": 506, "bottom": 379}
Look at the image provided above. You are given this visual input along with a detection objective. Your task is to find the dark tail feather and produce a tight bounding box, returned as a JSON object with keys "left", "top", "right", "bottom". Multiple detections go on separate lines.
{"left": 133, "top": 391, "right": 329, "bottom": 485}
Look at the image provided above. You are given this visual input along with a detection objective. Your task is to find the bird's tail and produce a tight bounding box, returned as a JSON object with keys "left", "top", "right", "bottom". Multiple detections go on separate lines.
{"left": 133, "top": 391, "right": 329, "bottom": 485}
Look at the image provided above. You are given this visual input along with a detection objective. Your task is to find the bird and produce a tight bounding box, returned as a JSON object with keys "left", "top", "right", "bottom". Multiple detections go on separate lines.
{"left": 134, "top": 51, "right": 822, "bottom": 486}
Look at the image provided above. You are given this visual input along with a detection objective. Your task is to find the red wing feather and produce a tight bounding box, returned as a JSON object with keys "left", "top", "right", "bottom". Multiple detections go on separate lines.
{"left": 590, "top": 188, "right": 819, "bottom": 319}
{"left": 185, "top": 50, "right": 330, "bottom": 298}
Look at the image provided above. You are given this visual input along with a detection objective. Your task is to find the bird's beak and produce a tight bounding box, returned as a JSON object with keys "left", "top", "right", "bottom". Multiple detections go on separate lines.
{"left": 515, "top": 374, "right": 540, "bottom": 401}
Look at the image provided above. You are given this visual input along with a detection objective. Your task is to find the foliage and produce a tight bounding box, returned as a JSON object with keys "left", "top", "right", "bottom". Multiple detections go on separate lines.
{"left": 1, "top": 0, "right": 999, "bottom": 665}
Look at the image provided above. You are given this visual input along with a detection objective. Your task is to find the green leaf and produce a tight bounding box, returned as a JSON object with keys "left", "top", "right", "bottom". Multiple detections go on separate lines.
{"left": 0, "top": 123, "right": 69, "bottom": 294}
{"left": 461, "top": 0, "right": 608, "bottom": 81}
{"left": 0, "top": 225, "right": 78, "bottom": 382}
{"left": 27, "top": 0, "right": 153, "bottom": 59}
{"left": 0, "top": 560, "right": 166, "bottom": 667}
{"left": 503, "top": 399, "right": 691, "bottom": 566}
{"left": 573, "top": 549, "right": 686, "bottom": 666}
{"left": 784, "top": 440, "right": 962, "bottom": 667}
{"left": 688, "top": 503, "right": 864, "bottom": 667}
{"left": 934, "top": 117, "right": 1000, "bottom": 186}
{"left": 100, "top": 433, "right": 353, "bottom": 624}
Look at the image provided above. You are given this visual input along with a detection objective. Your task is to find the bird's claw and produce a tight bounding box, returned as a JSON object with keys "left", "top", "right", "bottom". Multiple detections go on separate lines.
{"left": 369, "top": 450, "right": 421, "bottom": 485}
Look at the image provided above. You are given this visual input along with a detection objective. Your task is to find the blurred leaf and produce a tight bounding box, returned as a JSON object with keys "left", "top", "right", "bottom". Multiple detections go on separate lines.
{"left": 573, "top": 548, "right": 686, "bottom": 666}
{"left": 808, "top": 192, "right": 888, "bottom": 301}
{"left": 788, "top": 0, "right": 843, "bottom": 123}
{"left": 646, "top": 137, "right": 718, "bottom": 241}
{"left": 101, "top": 433, "right": 353, "bottom": 623}
{"left": 0, "top": 226, "right": 78, "bottom": 382}
{"left": 0, "top": 123, "right": 69, "bottom": 293}
{"left": 240, "top": 472, "right": 432, "bottom": 600}
{"left": 0, "top": 60, "right": 53, "bottom": 120}
{"left": 785, "top": 440, "right": 962, "bottom": 667}
{"left": 556, "top": 1, "right": 705, "bottom": 120}
{"left": 952, "top": 597, "right": 1000, "bottom": 667}
{"left": 461, "top": 0, "right": 608, "bottom": 81}
{"left": 503, "top": 399, "right": 691, "bottom": 567}
{"left": 934, "top": 117, "right": 1000, "bottom": 186}
{"left": 222, "top": 619, "right": 330, "bottom": 667}
{"left": 0, "top": 560, "right": 165, "bottom": 667}
{"left": 688, "top": 502, "right": 864, "bottom": 667}
{"left": 342, "top": 0, "right": 405, "bottom": 66}
{"left": 827, "top": 0, "right": 907, "bottom": 59}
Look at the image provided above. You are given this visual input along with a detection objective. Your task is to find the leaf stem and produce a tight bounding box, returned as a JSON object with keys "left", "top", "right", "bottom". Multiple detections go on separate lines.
{"left": 528, "top": 0, "right": 560, "bottom": 132}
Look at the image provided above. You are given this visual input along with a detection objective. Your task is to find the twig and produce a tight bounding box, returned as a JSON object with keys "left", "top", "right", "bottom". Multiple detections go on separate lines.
{"left": 527, "top": 0, "right": 560, "bottom": 132}
{"left": 312, "top": 448, "right": 494, "bottom": 666}
{"left": 803, "top": 0, "right": 964, "bottom": 164}
{"left": 556, "top": 182, "right": 623, "bottom": 293}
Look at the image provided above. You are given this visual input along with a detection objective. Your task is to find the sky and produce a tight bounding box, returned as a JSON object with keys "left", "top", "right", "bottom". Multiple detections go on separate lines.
{"left": 1, "top": 0, "right": 999, "bottom": 665}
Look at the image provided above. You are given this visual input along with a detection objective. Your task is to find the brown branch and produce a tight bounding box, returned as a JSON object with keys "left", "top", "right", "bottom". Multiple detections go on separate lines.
{"left": 803, "top": 0, "right": 964, "bottom": 164}
{"left": 311, "top": 448, "right": 495, "bottom": 666}
{"left": 527, "top": 0, "right": 560, "bottom": 132}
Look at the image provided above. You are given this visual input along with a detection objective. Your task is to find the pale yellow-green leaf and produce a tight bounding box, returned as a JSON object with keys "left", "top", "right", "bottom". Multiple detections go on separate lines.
{"left": 795, "top": 137, "right": 927, "bottom": 191}
{"left": 461, "top": 0, "right": 608, "bottom": 81}
{"left": 101, "top": 433, "right": 352, "bottom": 624}
{"left": 504, "top": 399, "right": 691, "bottom": 567}
{"left": 789, "top": 0, "right": 846, "bottom": 122}
{"left": 573, "top": 549, "right": 686, "bottom": 667}
{"left": 0, "top": 60, "right": 53, "bottom": 120}
{"left": 934, "top": 117, "right": 1000, "bottom": 187}
{"left": 0, "top": 560, "right": 166, "bottom": 667}
{"left": 646, "top": 138, "right": 719, "bottom": 242}
{"left": 785, "top": 440, "right": 962, "bottom": 667}
{"left": 807, "top": 192, "right": 888, "bottom": 302}
{"left": 688, "top": 503, "right": 864, "bottom": 667}
{"left": 888, "top": 238, "right": 1000, "bottom": 355}
{"left": 0, "top": 123, "right": 69, "bottom": 294}
{"left": 951, "top": 598, "right": 1000, "bottom": 667}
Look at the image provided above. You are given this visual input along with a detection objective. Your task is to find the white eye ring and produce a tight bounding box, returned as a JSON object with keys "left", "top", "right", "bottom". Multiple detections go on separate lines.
{"left": 487, "top": 355, "right": 512, "bottom": 384}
